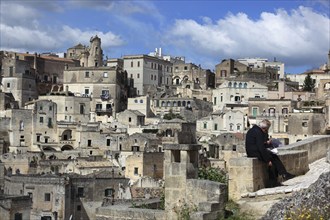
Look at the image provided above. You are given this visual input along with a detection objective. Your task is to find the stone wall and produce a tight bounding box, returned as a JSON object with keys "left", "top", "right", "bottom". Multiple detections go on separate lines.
{"left": 186, "top": 179, "right": 227, "bottom": 208}
{"left": 96, "top": 206, "right": 166, "bottom": 220}
{"left": 279, "top": 136, "right": 330, "bottom": 164}
{"left": 228, "top": 136, "right": 329, "bottom": 201}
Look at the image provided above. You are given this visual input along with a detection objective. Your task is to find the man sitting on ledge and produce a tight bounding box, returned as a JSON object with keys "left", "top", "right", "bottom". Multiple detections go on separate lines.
{"left": 245, "top": 119, "right": 295, "bottom": 187}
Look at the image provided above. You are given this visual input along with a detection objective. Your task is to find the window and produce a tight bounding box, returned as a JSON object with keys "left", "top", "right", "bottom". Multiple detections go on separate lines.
{"left": 77, "top": 205, "right": 81, "bottom": 211}
{"left": 137, "top": 61, "right": 140, "bottom": 67}
{"left": 88, "top": 140, "right": 92, "bottom": 147}
{"left": 237, "top": 124, "right": 241, "bottom": 130}
{"left": 221, "top": 70, "right": 227, "bottom": 77}
{"left": 44, "top": 193, "right": 51, "bottom": 201}
{"left": 252, "top": 107, "right": 258, "bottom": 117}
{"left": 19, "top": 121, "right": 24, "bottom": 130}
{"left": 154, "top": 75, "right": 157, "bottom": 81}
{"left": 229, "top": 124, "right": 234, "bottom": 131}
{"left": 214, "top": 97, "right": 217, "bottom": 105}
{"left": 39, "top": 105, "right": 43, "bottom": 111}
{"left": 134, "top": 167, "right": 139, "bottom": 175}
{"left": 302, "top": 122, "right": 308, "bottom": 127}
{"left": 220, "top": 96, "right": 223, "bottom": 102}
{"left": 130, "top": 74, "right": 133, "bottom": 78}
{"left": 9, "top": 66, "right": 14, "bottom": 76}
{"left": 14, "top": 213, "right": 22, "bottom": 220}
{"left": 103, "top": 72, "right": 108, "bottom": 77}
{"left": 134, "top": 99, "right": 138, "bottom": 103}
{"left": 37, "top": 135, "right": 40, "bottom": 142}
{"left": 232, "top": 145, "right": 237, "bottom": 151}
{"left": 214, "top": 123, "right": 218, "bottom": 130}
{"left": 80, "top": 104, "right": 85, "bottom": 114}
{"left": 184, "top": 66, "right": 188, "bottom": 70}
{"left": 137, "top": 73, "right": 140, "bottom": 78}
{"left": 48, "top": 118, "right": 52, "bottom": 127}
{"left": 39, "top": 117, "right": 44, "bottom": 123}
{"left": 235, "top": 96, "right": 241, "bottom": 102}
{"left": 101, "top": 90, "right": 110, "bottom": 100}
{"left": 282, "top": 108, "right": 288, "bottom": 114}
{"left": 203, "top": 123, "right": 207, "bottom": 129}
{"left": 7, "top": 83, "right": 10, "bottom": 88}
{"left": 151, "top": 75, "right": 153, "bottom": 80}
{"left": 85, "top": 71, "right": 89, "bottom": 78}
{"left": 105, "top": 188, "right": 114, "bottom": 197}
{"left": 49, "top": 106, "right": 52, "bottom": 111}
{"left": 96, "top": 104, "right": 102, "bottom": 110}
{"left": 107, "top": 139, "right": 110, "bottom": 146}
{"left": 77, "top": 187, "right": 84, "bottom": 197}
{"left": 128, "top": 117, "right": 131, "bottom": 122}
{"left": 140, "top": 99, "right": 143, "bottom": 103}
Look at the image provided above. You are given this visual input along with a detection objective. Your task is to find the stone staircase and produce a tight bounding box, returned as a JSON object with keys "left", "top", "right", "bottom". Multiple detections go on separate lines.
{"left": 191, "top": 201, "right": 223, "bottom": 220}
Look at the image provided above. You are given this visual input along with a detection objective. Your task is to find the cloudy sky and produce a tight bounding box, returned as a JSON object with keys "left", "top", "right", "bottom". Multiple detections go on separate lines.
{"left": 0, "top": 0, "right": 329, "bottom": 74}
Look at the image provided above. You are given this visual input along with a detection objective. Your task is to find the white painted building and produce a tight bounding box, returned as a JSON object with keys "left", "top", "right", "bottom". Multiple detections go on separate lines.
{"left": 196, "top": 109, "right": 245, "bottom": 135}
{"left": 212, "top": 80, "right": 268, "bottom": 111}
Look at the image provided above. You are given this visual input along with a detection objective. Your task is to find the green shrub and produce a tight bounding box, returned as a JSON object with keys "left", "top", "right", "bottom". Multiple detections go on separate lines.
{"left": 198, "top": 167, "right": 227, "bottom": 183}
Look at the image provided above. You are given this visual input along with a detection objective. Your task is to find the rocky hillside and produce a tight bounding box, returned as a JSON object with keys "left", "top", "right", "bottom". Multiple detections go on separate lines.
{"left": 262, "top": 171, "right": 330, "bottom": 220}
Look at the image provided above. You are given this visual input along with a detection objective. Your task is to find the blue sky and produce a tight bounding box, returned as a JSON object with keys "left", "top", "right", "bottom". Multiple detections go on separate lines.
{"left": 0, "top": 0, "right": 329, "bottom": 74}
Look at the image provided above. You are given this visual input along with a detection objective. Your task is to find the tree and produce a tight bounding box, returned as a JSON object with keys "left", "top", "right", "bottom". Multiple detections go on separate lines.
{"left": 302, "top": 74, "right": 315, "bottom": 92}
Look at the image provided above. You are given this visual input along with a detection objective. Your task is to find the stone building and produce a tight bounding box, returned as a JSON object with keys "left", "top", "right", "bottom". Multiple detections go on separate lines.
{"left": 247, "top": 98, "right": 297, "bottom": 136}
{"left": 123, "top": 54, "right": 173, "bottom": 96}
{"left": 0, "top": 51, "right": 38, "bottom": 107}
{"left": 36, "top": 93, "right": 91, "bottom": 123}
{"left": 196, "top": 109, "right": 246, "bottom": 136}
{"left": 0, "top": 108, "right": 33, "bottom": 153}
{"left": 212, "top": 80, "right": 268, "bottom": 111}
{"left": 287, "top": 112, "right": 326, "bottom": 142}
{"left": 125, "top": 152, "right": 164, "bottom": 181}
{"left": 4, "top": 174, "right": 70, "bottom": 220}
{"left": 172, "top": 61, "right": 215, "bottom": 89}
{"left": 0, "top": 195, "right": 32, "bottom": 220}
{"left": 215, "top": 59, "right": 250, "bottom": 86}
{"left": 237, "top": 57, "right": 285, "bottom": 79}
{"left": 116, "top": 109, "right": 145, "bottom": 127}
{"left": 122, "top": 133, "right": 161, "bottom": 153}
{"left": 0, "top": 50, "right": 80, "bottom": 102}
{"left": 68, "top": 170, "right": 130, "bottom": 220}
{"left": 66, "top": 35, "right": 104, "bottom": 68}
{"left": 151, "top": 96, "right": 213, "bottom": 121}
{"left": 127, "top": 96, "right": 153, "bottom": 117}
{"left": 63, "top": 65, "right": 131, "bottom": 119}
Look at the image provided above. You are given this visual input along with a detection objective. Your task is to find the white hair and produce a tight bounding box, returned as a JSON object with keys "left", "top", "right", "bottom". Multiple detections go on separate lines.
{"left": 259, "top": 119, "right": 271, "bottom": 129}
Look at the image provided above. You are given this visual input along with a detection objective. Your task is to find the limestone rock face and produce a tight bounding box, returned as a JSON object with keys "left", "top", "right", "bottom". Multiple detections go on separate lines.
{"left": 262, "top": 171, "right": 330, "bottom": 220}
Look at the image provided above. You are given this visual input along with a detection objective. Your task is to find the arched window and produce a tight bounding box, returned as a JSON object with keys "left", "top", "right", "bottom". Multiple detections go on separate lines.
{"left": 178, "top": 101, "right": 181, "bottom": 107}
{"left": 233, "top": 82, "right": 237, "bottom": 88}
{"left": 228, "top": 82, "right": 232, "bottom": 87}
{"left": 239, "top": 83, "right": 242, "bottom": 88}
{"left": 244, "top": 83, "right": 248, "bottom": 88}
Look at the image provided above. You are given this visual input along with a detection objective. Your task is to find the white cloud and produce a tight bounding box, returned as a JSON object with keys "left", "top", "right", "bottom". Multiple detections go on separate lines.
{"left": 166, "top": 6, "right": 330, "bottom": 71}
{"left": 0, "top": 23, "right": 124, "bottom": 53}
